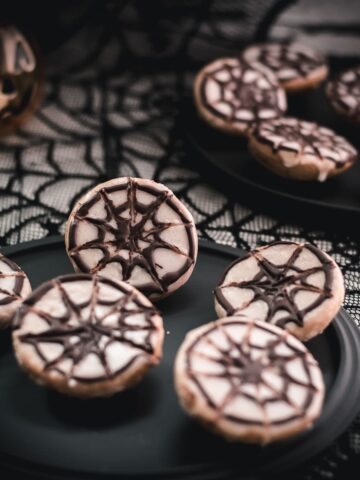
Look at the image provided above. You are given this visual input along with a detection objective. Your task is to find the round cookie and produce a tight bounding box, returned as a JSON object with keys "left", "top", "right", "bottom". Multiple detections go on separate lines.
{"left": 65, "top": 177, "right": 198, "bottom": 301}
{"left": 326, "top": 66, "right": 360, "bottom": 125}
{"left": 0, "top": 253, "right": 31, "bottom": 328}
{"left": 248, "top": 117, "right": 357, "bottom": 181}
{"left": 214, "top": 241, "right": 344, "bottom": 341}
{"left": 194, "top": 57, "right": 287, "bottom": 136}
{"left": 0, "top": 24, "right": 42, "bottom": 135}
{"left": 13, "top": 274, "right": 164, "bottom": 398}
{"left": 175, "top": 316, "right": 324, "bottom": 444}
{"left": 242, "top": 43, "right": 328, "bottom": 92}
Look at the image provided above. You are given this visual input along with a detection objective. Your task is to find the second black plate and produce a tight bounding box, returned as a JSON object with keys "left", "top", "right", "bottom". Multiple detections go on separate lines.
{"left": 1, "top": 237, "right": 360, "bottom": 479}
{"left": 183, "top": 77, "right": 360, "bottom": 225}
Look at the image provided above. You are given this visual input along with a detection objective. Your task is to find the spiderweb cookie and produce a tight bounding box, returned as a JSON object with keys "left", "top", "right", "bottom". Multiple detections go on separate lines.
{"left": 194, "top": 57, "right": 287, "bottom": 135}
{"left": 326, "top": 66, "right": 360, "bottom": 125}
{"left": 248, "top": 117, "right": 357, "bottom": 181}
{"left": 242, "top": 43, "right": 328, "bottom": 92}
{"left": 175, "top": 316, "right": 324, "bottom": 444}
{"left": 65, "top": 177, "right": 198, "bottom": 300}
{"left": 214, "top": 241, "right": 344, "bottom": 341}
{"left": 0, "top": 253, "right": 31, "bottom": 327}
{"left": 13, "top": 274, "right": 164, "bottom": 397}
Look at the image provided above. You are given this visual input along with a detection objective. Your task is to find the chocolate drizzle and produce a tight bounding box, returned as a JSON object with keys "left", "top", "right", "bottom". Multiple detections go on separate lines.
{"left": 215, "top": 241, "right": 335, "bottom": 329}
{"left": 251, "top": 117, "right": 357, "bottom": 180}
{"left": 326, "top": 66, "right": 360, "bottom": 123}
{"left": 67, "top": 178, "right": 196, "bottom": 297}
{"left": 0, "top": 253, "right": 27, "bottom": 306}
{"left": 198, "top": 58, "right": 286, "bottom": 129}
{"left": 14, "top": 274, "right": 162, "bottom": 382}
{"left": 185, "top": 318, "right": 322, "bottom": 427}
{"left": 243, "top": 43, "right": 326, "bottom": 83}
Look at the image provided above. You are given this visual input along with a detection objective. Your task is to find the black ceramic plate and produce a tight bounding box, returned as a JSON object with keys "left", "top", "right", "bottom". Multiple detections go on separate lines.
{"left": 1, "top": 237, "right": 360, "bottom": 480}
{"left": 182, "top": 69, "right": 360, "bottom": 225}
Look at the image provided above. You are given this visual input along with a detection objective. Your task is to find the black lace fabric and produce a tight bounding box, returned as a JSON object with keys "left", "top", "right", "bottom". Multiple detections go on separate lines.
{"left": 0, "top": 1, "right": 359, "bottom": 478}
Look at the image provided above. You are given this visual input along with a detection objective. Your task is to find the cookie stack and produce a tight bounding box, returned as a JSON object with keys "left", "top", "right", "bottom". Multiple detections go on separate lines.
{"left": 194, "top": 42, "right": 358, "bottom": 182}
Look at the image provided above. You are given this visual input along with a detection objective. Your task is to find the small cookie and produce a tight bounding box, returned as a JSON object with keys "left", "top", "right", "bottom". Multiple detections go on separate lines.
{"left": 175, "top": 316, "right": 324, "bottom": 444}
{"left": 65, "top": 177, "right": 198, "bottom": 301}
{"left": 242, "top": 43, "right": 328, "bottom": 92}
{"left": 0, "top": 25, "right": 42, "bottom": 135}
{"left": 248, "top": 117, "right": 357, "bottom": 181}
{"left": 0, "top": 253, "right": 31, "bottom": 328}
{"left": 326, "top": 66, "right": 360, "bottom": 125}
{"left": 13, "top": 274, "right": 164, "bottom": 398}
{"left": 214, "top": 241, "right": 344, "bottom": 341}
{"left": 194, "top": 57, "right": 287, "bottom": 135}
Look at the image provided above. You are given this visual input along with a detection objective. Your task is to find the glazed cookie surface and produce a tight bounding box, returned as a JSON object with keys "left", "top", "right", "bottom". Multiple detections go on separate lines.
{"left": 194, "top": 57, "right": 287, "bottom": 135}
{"left": 13, "top": 274, "right": 164, "bottom": 397}
{"left": 0, "top": 253, "right": 31, "bottom": 327}
{"left": 0, "top": 25, "right": 42, "bottom": 134}
{"left": 248, "top": 117, "right": 357, "bottom": 181}
{"left": 65, "top": 177, "right": 198, "bottom": 301}
{"left": 326, "top": 66, "right": 360, "bottom": 124}
{"left": 242, "top": 43, "right": 328, "bottom": 91}
{"left": 175, "top": 316, "right": 324, "bottom": 444}
{"left": 214, "top": 241, "right": 344, "bottom": 341}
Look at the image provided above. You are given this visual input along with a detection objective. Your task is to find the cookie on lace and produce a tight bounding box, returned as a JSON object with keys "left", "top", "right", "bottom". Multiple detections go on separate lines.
{"left": 242, "top": 43, "right": 328, "bottom": 92}
{"left": 0, "top": 25, "right": 42, "bottom": 135}
{"left": 13, "top": 274, "right": 164, "bottom": 398}
{"left": 214, "top": 241, "right": 344, "bottom": 341}
{"left": 0, "top": 253, "right": 31, "bottom": 327}
{"left": 248, "top": 117, "right": 357, "bottom": 181}
{"left": 175, "top": 316, "right": 324, "bottom": 444}
{"left": 326, "top": 66, "right": 360, "bottom": 125}
{"left": 65, "top": 177, "right": 198, "bottom": 301}
{"left": 193, "top": 57, "right": 287, "bottom": 135}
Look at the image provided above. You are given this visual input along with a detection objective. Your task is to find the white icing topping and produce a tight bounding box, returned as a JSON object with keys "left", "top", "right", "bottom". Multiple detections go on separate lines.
{"left": 327, "top": 66, "right": 360, "bottom": 120}
{"left": 0, "top": 26, "right": 36, "bottom": 75}
{"left": 253, "top": 117, "right": 357, "bottom": 181}
{"left": 216, "top": 242, "right": 336, "bottom": 331}
{"left": 15, "top": 275, "right": 163, "bottom": 383}
{"left": 199, "top": 58, "right": 286, "bottom": 131}
{"left": 243, "top": 42, "right": 326, "bottom": 83}
{"left": 67, "top": 178, "right": 197, "bottom": 299}
{"left": 183, "top": 318, "right": 324, "bottom": 429}
{"left": 0, "top": 254, "right": 30, "bottom": 318}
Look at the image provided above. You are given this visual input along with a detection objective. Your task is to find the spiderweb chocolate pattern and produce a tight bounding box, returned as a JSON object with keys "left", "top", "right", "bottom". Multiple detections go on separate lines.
{"left": 243, "top": 43, "right": 326, "bottom": 82}
{"left": 184, "top": 318, "right": 323, "bottom": 428}
{"left": 0, "top": 254, "right": 28, "bottom": 306}
{"left": 327, "top": 66, "right": 360, "bottom": 122}
{"left": 251, "top": 117, "right": 357, "bottom": 181}
{"left": 14, "top": 274, "right": 162, "bottom": 382}
{"left": 199, "top": 58, "right": 286, "bottom": 127}
{"left": 215, "top": 242, "right": 335, "bottom": 329}
{"left": 67, "top": 178, "right": 196, "bottom": 298}
{"left": 0, "top": 2, "right": 358, "bottom": 475}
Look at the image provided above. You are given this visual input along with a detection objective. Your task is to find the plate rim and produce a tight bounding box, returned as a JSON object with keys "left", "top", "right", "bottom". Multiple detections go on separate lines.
{"left": 1, "top": 236, "right": 360, "bottom": 479}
